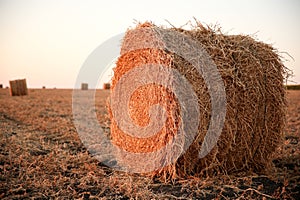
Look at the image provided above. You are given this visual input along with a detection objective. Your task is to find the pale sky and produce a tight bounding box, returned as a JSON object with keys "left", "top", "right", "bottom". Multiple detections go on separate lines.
{"left": 0, "top": 0, "right": 299, "bottom": 88}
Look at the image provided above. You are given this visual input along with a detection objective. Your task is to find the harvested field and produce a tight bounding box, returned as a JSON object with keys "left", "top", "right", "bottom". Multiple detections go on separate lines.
{"left": 0, "top": 88, "right": 299, "bottom": 199}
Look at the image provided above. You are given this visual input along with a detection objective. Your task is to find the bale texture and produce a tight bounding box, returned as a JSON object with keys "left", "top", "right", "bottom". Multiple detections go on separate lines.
{"left": 109, "top": 22, "right": 287, "bottom": 179}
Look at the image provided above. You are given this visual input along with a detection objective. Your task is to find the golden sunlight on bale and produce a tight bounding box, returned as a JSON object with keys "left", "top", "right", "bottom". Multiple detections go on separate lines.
{"left": 109, "top": 22, "right": 287, "bottom": 180}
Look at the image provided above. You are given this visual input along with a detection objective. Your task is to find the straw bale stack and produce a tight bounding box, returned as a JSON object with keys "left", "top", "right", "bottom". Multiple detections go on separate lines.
{"left": 109, "top": 22, "right": 287, "bottom": 179}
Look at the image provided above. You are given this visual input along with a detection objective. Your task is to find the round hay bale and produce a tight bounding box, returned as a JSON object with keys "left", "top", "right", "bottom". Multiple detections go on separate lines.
{"left": 109, "top": 22, "right": 287, "bottom": 179}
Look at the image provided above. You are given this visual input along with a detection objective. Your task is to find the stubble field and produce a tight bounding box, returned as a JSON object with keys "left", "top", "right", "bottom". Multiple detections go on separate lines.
{"left": 0, "top": 89, "right": 299, "bottom": 199}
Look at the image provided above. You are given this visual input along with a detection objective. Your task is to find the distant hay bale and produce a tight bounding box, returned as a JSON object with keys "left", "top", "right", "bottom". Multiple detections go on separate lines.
{"left": 286, "top": 84, "right": 300, "bottom": 90}
{"left": 81, "top": 83, "right": 88, "bottom": 90}
{"left": 0, "top": 84, "right": 3, "bottom": 89}
{"left": 9, "top": 79, "right": 28, "bottom": 96}
{"left": 42, "top": 86, "right": 46, "bottom": 89}
{"left": 103, "top": 83, "right": 111, "bottom": 90}
{"left": 109, "top": 22, "right": 287, "bottom": 179}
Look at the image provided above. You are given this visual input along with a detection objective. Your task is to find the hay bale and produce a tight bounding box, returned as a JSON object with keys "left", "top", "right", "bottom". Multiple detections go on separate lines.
{"left": 0, "top": 84, "right": 3, "bottom": 89}
{"left": 81, "top": 83, "right": 88, "bottom": 90}
{"left": 9, "top": 79, "right": 28, "bottom": 96}
{"left": 286, "top": 84, "right": 300, "bottom": 90}
{"left": 103, "top": 83, "right": 111, "bottom": 90}
{"left": 109, "top": 22, "right": 287, "bottom": 179}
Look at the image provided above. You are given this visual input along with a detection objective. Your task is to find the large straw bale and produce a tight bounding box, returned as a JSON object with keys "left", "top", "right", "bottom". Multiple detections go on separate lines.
{"left": 109, "top": 22, "right": 287, "bottom": 179}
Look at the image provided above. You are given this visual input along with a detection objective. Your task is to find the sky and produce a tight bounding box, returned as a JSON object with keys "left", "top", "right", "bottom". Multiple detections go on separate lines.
{"left": 0, "top": 0, "right": 299, "bottom": 88}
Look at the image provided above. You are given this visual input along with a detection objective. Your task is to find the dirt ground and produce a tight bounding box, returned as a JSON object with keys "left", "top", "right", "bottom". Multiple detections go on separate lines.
{"left": 0, "top": 88, "right": 299, "bottom": 199}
